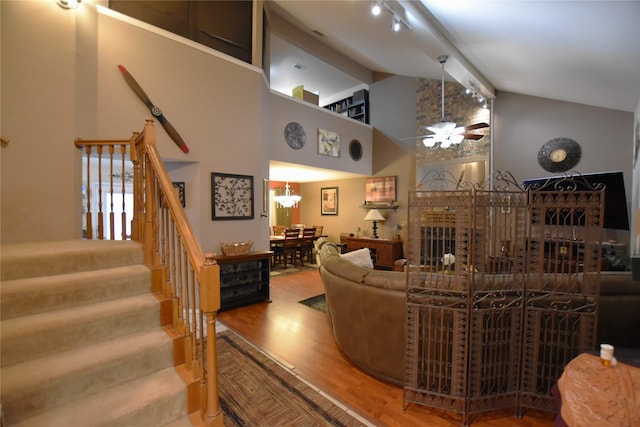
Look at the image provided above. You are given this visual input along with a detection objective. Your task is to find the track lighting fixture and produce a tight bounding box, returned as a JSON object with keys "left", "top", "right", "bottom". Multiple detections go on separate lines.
{"left": 465, "top": 82, "right": 489, "bottom": 106}
{"left": 57, "top": 0, "right": 80, "bottom": 9}
{"left": 370, "top": 1, "right": 411, "bottom": 32}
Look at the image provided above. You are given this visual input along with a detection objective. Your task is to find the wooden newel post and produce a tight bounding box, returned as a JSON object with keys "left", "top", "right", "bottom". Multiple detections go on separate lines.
{"left": 200, "top": 253, "right": 223, "bottom": 427}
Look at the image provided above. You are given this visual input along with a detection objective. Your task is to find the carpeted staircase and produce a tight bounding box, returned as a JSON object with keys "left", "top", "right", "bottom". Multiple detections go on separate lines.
{"left": 1, "top": 240, "right": 192, "bottom": 426}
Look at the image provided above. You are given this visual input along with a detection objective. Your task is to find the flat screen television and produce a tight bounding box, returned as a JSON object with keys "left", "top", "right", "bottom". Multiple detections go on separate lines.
{"left": 523, "top": 171, "right": 630, "bottom": 230}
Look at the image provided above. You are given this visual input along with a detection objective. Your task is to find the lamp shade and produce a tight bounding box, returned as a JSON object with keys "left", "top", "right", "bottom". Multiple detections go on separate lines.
{"left": 364, "top": 209, "right": 385, "bottom": 221}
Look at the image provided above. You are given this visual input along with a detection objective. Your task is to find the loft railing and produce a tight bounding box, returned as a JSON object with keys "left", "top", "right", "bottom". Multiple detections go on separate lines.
{"left": 75, "top": 119, "right": 223, "bottom": 426}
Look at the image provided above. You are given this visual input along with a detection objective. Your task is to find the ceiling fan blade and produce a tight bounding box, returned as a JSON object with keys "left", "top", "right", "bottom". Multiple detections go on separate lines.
{"left": 461, "top": 133, "right": 485, "bottom": 140}
{"left": 401, "top": 134, "right": 431, "bottom": 140}
{"left": 464, "top": 122, "right": 490, "bottom": 131}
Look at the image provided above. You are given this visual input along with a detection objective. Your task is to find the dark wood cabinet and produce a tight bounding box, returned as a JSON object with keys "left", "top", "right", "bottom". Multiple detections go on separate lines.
{"left": 110, "top": 0, "right": 253, "bottom": 64}
{"left": 215, "top": 251, "right": 271, "bottom": 311}
{"left": 346, "top": 237, "right": 403, "bottom": 270}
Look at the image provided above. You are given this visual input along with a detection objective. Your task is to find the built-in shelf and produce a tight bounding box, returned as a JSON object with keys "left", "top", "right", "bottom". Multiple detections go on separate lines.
{"left": 323, "top": 89, "right": 369, "bottom": 124}
{"left": 361, "top": 203, "right": 399, "bottom": 211}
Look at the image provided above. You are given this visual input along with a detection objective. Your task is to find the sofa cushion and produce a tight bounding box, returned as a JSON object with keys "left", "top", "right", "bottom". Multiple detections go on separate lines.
{"left": 322, "top": 254, "right": 369, "bottom": 283}
{"left": 599, "top": 271, "right": 640, "bottom": 295}
{"left": 363, "top": 269, "right": 406, "bottom": 291}
{"left": 341, "top": 248, "right": 374, "bottom": 269}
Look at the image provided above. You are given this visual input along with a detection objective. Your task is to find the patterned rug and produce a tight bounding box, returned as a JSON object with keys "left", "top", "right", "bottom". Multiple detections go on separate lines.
{"left": 217, "top": 329, "right": 367, "bottom": 426}
{"left": 270, "top": 262, "right": 318, "bottom": 277}
{"left": 298, "top": 294, "right": 328, "bottom": 313}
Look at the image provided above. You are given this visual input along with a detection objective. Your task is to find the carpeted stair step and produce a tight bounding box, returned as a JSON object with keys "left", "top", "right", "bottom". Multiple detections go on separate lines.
{"left": 1, "top": 293, "right": 161, "bottom": 367}
{"left": 1, "top": 239, "right": 144, "bottom": 281}
{"left": 1, "top": 328, "right": 176, "bottom": 425}
{"left": 11, "top": 366, "right": 187, "bottom": 427}
{"left": 1, "top": 264, "right": 151, "bottom": 320}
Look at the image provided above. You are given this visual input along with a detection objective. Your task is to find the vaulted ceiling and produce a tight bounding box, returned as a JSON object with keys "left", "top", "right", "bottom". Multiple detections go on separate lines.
{"left": 269, "top": 0, "right": 640, "bottom": 113}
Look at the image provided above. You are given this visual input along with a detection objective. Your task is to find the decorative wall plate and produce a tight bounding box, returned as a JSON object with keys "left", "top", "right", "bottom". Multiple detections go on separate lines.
{"left": 537, "top": 137, "right": 581, "bottom": 172}
{"left": 284, "top": 122, "right": 306, "bottom": 149}
{"left": 349, "top": 139, "right": 363, "bottom": 161}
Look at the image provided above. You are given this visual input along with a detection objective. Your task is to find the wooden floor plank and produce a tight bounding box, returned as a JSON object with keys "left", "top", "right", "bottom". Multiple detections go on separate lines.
{"left": 217, "top": 269, "right": 555, "bottom": 427}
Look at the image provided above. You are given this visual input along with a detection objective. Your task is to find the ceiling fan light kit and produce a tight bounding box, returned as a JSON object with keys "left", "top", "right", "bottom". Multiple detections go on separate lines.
{"left": 417, "top": 55, "right": 489, "bottom": 149}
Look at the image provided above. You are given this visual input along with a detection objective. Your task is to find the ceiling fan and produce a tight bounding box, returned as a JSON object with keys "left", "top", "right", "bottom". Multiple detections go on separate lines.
{"left": 412, "top": 55, "right": 489, "bottom": 149}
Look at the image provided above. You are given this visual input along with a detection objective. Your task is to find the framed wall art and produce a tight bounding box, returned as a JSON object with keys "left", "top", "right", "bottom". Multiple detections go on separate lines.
{"left": 262, "top": 179, "right": 269, "bottom": 214}
{"left": 172, "top": 182, "right": 185, "bottom": 207}
{"left": 365, "top": 176, "right": 397, "bottom": 202}
{"left": 318, "top": 128, "right": 340, "bottom": 157}
{"left": 211, "top": 172, "right": 254, "bottom": 220}
{"left": 321, "top": 187, "right": 338, "bottom": 215}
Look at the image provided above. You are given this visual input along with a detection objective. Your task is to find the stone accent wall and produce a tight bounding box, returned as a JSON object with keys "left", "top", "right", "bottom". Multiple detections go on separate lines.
{"left": 416, "top": 78, "right": 491, "bottom": 164}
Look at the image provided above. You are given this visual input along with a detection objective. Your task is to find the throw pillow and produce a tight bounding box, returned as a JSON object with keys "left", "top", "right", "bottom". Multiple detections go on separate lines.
{"left": 341, "top": 248, "right": 374, "bottom": 269}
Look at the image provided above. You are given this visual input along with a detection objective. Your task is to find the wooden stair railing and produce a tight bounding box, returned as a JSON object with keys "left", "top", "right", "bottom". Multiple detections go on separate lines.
{"left": 75, "top": 120, "right": 223, "bottom": 427}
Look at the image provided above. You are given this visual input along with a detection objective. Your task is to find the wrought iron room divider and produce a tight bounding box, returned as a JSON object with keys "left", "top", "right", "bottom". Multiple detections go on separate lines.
{"left": 403, "top": 171, "right": 604, "bottom": 425}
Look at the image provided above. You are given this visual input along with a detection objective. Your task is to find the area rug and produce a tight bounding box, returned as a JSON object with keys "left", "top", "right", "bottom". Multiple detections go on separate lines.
{"left": 270, "top": 262, "right": 318, "bottom": 277}
{"left": 217, "top": 329, "right": 366, "bottom": 426}
{"left": 298, "top": 294, "right": 328, "bottom": 313}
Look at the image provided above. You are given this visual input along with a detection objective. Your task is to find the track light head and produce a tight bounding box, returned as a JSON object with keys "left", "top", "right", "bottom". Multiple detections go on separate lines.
{"left": 371, "top": 2, "right": 381, "bottom": 16}
{"left": 391, "top": 18, "right": 401, "bottom": 32}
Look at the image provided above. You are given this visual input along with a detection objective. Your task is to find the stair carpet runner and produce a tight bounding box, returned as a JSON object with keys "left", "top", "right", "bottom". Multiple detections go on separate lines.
{"left": 0, "top": 240, "right": 192, "bottom": 426}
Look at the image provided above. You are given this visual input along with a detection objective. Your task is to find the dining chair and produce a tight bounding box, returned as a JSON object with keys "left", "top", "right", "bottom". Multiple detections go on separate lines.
{"left": 273, "top": 229, "right": 300, "bottom": 269}
{"left": 313, "top": 225, "right": 323, "bottom": 237}
{"left": 272, "top": 225, "right": 286, "bottom": 236}
{"left": 298, "top": 227, "right": 316, "bottom": 265}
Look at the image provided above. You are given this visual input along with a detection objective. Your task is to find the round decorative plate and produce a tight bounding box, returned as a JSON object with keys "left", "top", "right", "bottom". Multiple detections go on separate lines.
{"left": 349, "top": 139, "right": 363, "bottom": 161}
{"left": 537, "top": 137, "right": 581, "bottom": 172}
{"left": 284, "top": 122, "right": 306, "bottom": 150}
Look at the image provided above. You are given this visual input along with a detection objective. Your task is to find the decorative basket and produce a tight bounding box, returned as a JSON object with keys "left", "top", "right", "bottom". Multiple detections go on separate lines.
{"left": 220, "top": 241, "right": 253, "bottom": 256}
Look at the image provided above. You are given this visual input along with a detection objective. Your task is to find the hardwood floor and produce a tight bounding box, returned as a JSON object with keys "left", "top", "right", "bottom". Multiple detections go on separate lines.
{"left": 216, "top": 268, "right": 555, "bottom": 427}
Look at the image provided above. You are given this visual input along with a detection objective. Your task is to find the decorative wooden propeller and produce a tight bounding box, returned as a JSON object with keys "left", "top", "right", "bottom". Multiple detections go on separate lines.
{"left": 118, "top": 65, "right": 189, "bottom": 154}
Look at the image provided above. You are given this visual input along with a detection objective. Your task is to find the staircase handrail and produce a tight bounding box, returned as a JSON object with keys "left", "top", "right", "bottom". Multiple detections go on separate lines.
{"left": 75, "top": 120, "right": 223, "bottom": 426}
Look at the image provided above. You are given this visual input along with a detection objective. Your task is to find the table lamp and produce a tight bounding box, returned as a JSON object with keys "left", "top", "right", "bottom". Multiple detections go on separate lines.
{"left": 364, "top": 209, "right": 385, "bottom": 238}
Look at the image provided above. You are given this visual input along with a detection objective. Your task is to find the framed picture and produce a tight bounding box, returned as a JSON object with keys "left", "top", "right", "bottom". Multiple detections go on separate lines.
{"left": 211, "top": 172, "right": 254, "bottom": 220}
{"left": 172, "top": 182, "right": 185, "bottom": 207}
{"left": 321, "top": 187, "right": 338, "bottom": 215}
{"left": 262, "top": 178, "right": 269, "bottom": 214}
{"left": 318, "top": 128, "right": 340, "bottom": 157}
{"left": 365, "top": 176, "right": 396, "bottom": 202}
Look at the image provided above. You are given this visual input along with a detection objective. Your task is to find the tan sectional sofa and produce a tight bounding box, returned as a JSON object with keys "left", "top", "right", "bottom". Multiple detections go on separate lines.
{"left": 317, "top": 238, "right": 406, "bottom": 385}
{"left": 316, "top": 238, "right": 640, "bottom": 386}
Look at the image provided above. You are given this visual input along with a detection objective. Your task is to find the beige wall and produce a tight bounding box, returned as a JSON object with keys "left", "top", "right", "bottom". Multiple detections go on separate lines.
{"left": 1, "top": 0, "right": 83, "bottom": 243}
{"left": 299, "top": 130, "right": 413, "bottom": 244}
{"left": 493, "top": 91, "right": 634, "bottom": 244}
{"left": 2, "top": 0, "right": 637, "bottom": 255}
{"left": 0, "top": 1, "right": 378, "bottom": 250}
{"left": 267, "top": 92, "right": 373, "bottom": 177}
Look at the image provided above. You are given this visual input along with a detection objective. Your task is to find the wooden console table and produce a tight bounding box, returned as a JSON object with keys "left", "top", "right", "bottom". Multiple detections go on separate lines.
{"left": 346, "top": 237, "right": 403, "bottom": 270}
{"left": 215, "top": 251, "right": 271, "bottom": 311}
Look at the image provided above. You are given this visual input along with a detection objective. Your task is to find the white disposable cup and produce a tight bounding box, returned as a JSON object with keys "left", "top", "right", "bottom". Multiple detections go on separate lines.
{"left": 600, "top": 344, "right": 614, "bottom": 366}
